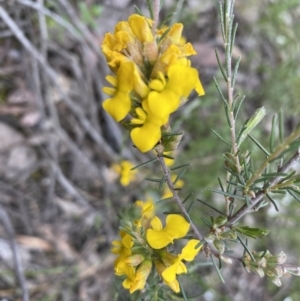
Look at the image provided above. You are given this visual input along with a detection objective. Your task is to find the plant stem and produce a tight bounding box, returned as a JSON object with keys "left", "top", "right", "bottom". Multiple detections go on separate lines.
{"left": 245, "top": 126, "right": 300, "bottom": 190}
{"left": 224, "top": 1, "right": 241, "bottom": 175}
{"left": 228, "top": 149, "right": 300, "bottom": 226}
{"left": 156, "top": 152, "right": 203, "bottom": 241}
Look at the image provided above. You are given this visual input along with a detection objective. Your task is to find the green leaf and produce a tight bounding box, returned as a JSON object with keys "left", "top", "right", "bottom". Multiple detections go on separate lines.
{"left": 134, "top": 5, "right": 144, "bottom": 16}
{"left": 170, "top": 163, "right": 190, "bottom": 171}
{"left": 131, "top": 158, "right": 158, "bottom": 170}
{"left": 234, "top": 226, "right": 269, "bottom": 239}
{"left": 196, "top": 199, "right": 226, "bottom": 216}
{"left": 211, "top": 129, "right": 230, "bottom": 146}
{"left": 237, "top": 107, "right": 266, "bottom": 147}
{"left": 270, "top": 115, "right": 277, "bottom": 153}
{"left": 248, "top": 134, "right": 270, "bottom": 156}
{"left": 160, "top": 131, "right": 184, "bottom": 152}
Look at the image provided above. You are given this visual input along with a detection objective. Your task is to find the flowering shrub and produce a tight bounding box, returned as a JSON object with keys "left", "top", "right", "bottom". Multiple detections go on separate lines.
{"left": 102, "top": 0, "right": 300, "bottom": 299}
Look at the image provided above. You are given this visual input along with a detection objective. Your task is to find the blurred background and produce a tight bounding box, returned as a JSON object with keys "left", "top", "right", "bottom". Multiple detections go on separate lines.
{"left": 0, "top": 0, "right": 299, "bottom": 300}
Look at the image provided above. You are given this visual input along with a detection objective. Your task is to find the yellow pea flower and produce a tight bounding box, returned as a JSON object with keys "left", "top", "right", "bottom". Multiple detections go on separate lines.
{"left": 155, "top": 259, "right": 180, "bottom": 293}
{"left": 103, "top": 62, "right": 148, "bottom": 122}
{"left": 128, "top": 14, "right": 154, "bottom": 43}
{"left": 135, "top": 198, "right": 155, "bottom": 223}
{"left": 112, "top": 231, "right": 133, "bottom": 273}
{"left": 146, "top": 214, "right": 190, "bottom": 249}
{"left": 162, "top": 239, "right": 202, "bottom": 283}
{"left": 112, "top": 160, "right": 137, "bottom": 186}
{"left": 123, "top": 259, "right": 152, "bottom": 294}
{"left": 147, "top": 64, "right": 204, "bottom": 121}
{"left": 130, "top": 106, "right": 165, "bottom": 153}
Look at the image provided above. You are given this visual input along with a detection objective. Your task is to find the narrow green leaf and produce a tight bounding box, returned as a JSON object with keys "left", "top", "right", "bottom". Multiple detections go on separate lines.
{"left": 146, "top": 0, "right": 154, "bottom": 19}
{"left": 173, "top": 168, "right": 186, "bottom": 185}
{"left": 213, "top": 77, "right": 229, "bottom": 107}
{"left": 187, "top": 200, "right": 195, "bottom": 214}
{"left": 131, "top": 158, "right": 157, "bottom": 170}
{"left": 287, "top": 189, "right": 300, "bottom": 203}
{"left": 158, "top": 27, "right": 171, "bottom": 43}
{"left": 201, "top": 217, "right": 212, "bottom": 227}
{"left": 279, "top": 110, "right": 284, "bottom": 143}
{"left": 211, "top": 129, "right": 230, "bottom": 146}
{"left": 210, "top": 254, "right": 225, "bottom": 283}
{"left": 159, "top": 175, "right": 166, "bottom": 190}
{"left": 219, "top": 1, "right": 225, "bottom": 42}
{"left": 134, "top": 5, "right": 143, "bottom": 16}
{"left": 157, "top": 197, "right": 173, "bottom": 203}
{"left": 270, "top": 115, "right": 277, "bottom": 153}
{"left": 178, "top": 279, "right": 188, "bottom": 301}
{"left": 218, "top": 177, "right": 225, "bottom": 192}
{"left": 207, "top": 188, "right": 245, "bottom": 200}
{"left": 229, "top": 201, "right": 236, "bottom": 216}
{"left": 235, "top": 226, "right": 269, "bottom": 239}
{"left": 158, "top": 12, "right": 174, "bottom": 28}
{"left": 196, "top": 199, "right": 226, "bottom": 216}
{"left": 215, "top": 48, "right": 227, "bottom": 82}
{"left": 162, "top": 153, "right": 174, "bottom": 160}
{"left": 237, "top": 107, "right": 266, "bottom": 147}
{"left": 145, "top": 177, "right": 162, "bottom": 183}
{"left": 237, "top": 235, "right": 256, "bottom": 262}
{"left": 183, "top": 193, "right": 193, "bottom": 204}
{"left": 266, "top": 193, "right": 279, "bottom": 212}
{"left": 160, "top": 0, "right": 166, "bottom": 9}
{"left": 170, "top": 163, "right": 190, "bottom": 170}
{"left": 232, "top": 55, "right": 241, "bottom": 88}
{"left": 234, "top": 95, "right": 245, "bottom": 119}
{"left": 248, "top": 134, "right": 270, "bottom": 156}
{"left": 230, "top": 23, "right": 238, "bottom": 58}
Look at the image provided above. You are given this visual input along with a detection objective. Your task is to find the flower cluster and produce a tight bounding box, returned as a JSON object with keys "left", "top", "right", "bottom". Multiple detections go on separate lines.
{"left": 111, "top": 199, "right": 202, "bottom": 294}
{"left": 101, "top": 14, "right": 205, "bottom": 153}
{"left": 243, "top": 250, "right": 300, "bottom": 286}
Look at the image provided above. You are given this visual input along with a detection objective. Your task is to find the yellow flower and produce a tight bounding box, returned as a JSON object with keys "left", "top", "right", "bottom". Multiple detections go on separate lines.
{"left": 130, "top": 106, "right": 164, "bottom": 153}
{"left": 103, "top": 61, "right": 148, "bottom": 122}
{"left": 146, "top": 214, "right": 190, "bottom": 249}
{"left": 112, "top": 160, "right": 137, "bottom": 186}
{"left": 123, "top": 259, "right": 152, "bottom": 294}
{"left": 146, "top": 64, "right": 205, "bottom": 121}
{"left": 155, "top": 259, "right": 180, "bottom": 293}
{"left": 128, "top": 14, "right": 154, "bottom": 43}
{"left": 112, "top": 231, "right": 133, "bottom": 273}
{"left": 161, "top": 239, "right": 202, "bottom": 284}
{"left": 135, "top": 198, "right": 155, "bottom": 226}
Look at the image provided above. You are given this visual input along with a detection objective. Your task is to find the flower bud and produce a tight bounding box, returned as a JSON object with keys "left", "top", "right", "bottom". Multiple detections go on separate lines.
{"left": 213, "top": 238, "right": 225, "bottom": 254}
{"left": 125, "top": 254, "right": 145, "bottom": 266}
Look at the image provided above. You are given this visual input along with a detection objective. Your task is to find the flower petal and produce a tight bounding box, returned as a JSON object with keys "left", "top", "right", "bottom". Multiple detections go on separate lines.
{"left": 146, "top": 229, "right": 173, "bottom": 249}
{"left": 165, "top": 214, "right": 190, "bottom": 239}
{"left": 180, "top": 239, "right": 202, "bottom": 261}
{"left": 130, "top": 122, "right": 161, "bottom": 153}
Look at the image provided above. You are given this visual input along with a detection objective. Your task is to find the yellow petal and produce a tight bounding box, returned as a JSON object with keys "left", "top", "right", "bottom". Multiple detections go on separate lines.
{"left": 165, "top": 214, "right": 190, "bottom": 239}
{"left": 146, "top": 229, "right": 173, "bottom": 249}
{"left": 162, "top": 262, "right": 178, "bottom": 282}
{"left": 105, "top": 75, "right": 117, "bottom": 87}
{"left": 129, "top": 14, "right": 154, "bottom": 43}
{"left": 150, "top": 216, "right": 163, "bottom": 231}
{"left": 165, "top": 279, "right": 180, "bottom": 293}
{"left": 180, "top": 239, "right": 202, "bottom": 261}
{"left": 102, "top": 91, "right": 131, "bottom": 121}
{"left": 147, "top": 89, "right": 179, "bottom": 120}
{"left": 130, "top": 122, "right": 161, "bottom": 153}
